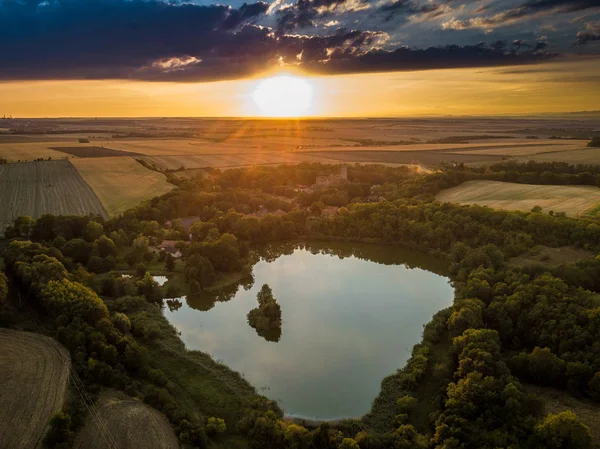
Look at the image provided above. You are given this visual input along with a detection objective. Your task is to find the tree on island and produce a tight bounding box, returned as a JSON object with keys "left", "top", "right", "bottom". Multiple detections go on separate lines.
{"left": 247, "top": 284, "right": 282, "bottom": 342}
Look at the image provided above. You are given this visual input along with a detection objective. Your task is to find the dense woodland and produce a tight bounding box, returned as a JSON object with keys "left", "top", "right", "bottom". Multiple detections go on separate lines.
{"left": 2, "top": 161, "right": 600, "bottom": 449}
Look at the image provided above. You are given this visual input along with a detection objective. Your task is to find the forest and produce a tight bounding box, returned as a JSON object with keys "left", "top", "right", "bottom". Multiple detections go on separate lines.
{"left": 1, "top": 161, "right": 599, "bottom": 449}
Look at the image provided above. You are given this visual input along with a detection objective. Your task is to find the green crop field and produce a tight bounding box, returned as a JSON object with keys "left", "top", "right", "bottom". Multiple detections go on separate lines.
{"left": 435, "top": 180, "right": 600, "bottom": 217}
{"left": 70, "top": 157, "right": 175, "bottom": 216}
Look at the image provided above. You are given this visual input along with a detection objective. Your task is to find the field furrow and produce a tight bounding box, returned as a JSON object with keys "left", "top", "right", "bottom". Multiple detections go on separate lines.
{"left": 73, "top": 393, "right": 179, "bottom": 449}
{"left": 0, "top": 160, "right": 108, "bottom": 235}
{"left": 0, "top": 329, "right": 71, "bottom": 449}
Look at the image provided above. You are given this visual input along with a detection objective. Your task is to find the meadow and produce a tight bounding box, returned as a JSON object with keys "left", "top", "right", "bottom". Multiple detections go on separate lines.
{"left": 435, "top": 180, "right": 600, "bottom": 217}
{"left": 0, "top": 329, "right": 71, "bottom": 449}
{"left": 0, "top": 160, "right": 107, "bottom": 234}
{"left": 70, "top": 157, "right": 175, "bottom": 216}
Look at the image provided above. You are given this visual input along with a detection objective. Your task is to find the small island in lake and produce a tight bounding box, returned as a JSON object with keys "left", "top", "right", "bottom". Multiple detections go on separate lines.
{"left": 247, "top": 284, "right": 282, "bottom": 342}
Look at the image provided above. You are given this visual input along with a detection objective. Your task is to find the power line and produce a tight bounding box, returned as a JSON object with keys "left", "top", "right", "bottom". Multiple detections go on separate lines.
{"left": 21, "top": 298, "right": 120, "bottom": 449}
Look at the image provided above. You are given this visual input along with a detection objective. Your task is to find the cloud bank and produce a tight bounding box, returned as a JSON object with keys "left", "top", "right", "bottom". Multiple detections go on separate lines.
{"left": 0, "top": 0, "right": 597, "bottom": 82}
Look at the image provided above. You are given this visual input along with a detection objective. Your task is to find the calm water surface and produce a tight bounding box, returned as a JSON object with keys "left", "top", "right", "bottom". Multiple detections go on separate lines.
{"left": 161, "top": 243, "right": 453, "bottom": 420}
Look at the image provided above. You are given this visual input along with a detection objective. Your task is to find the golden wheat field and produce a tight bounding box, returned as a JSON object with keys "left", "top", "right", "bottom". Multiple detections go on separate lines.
{"left": 435, "top": 180, "right": 600, "bottom": 217}
{"left": 70, "top": 157, "right": 175, "bottom": 216}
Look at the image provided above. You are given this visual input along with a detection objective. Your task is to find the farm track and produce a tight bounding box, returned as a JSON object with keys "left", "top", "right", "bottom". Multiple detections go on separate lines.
{"left": 0, "top": 160, "right": 108, "bottom": 234}
{"left": 73, "top": 393, "right": 179, "bottom": 449}
{"left": 0, "top": 329, "right": 71, "bottom": 449}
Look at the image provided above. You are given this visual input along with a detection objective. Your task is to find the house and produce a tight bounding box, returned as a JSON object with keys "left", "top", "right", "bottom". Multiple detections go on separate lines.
{"left": 294, "top": 184, "right": 313, "bottom": 193}
{"left": 156, "top": 240, "right": 184, "bottom": 259}
{"left": 313, "top": 166, "right": 348, "bottom": 188}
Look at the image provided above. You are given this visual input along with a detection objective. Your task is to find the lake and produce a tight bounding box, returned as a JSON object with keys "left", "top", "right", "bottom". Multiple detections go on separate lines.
{"left": 161, "top": 242, "right": 454, "bottom": 420}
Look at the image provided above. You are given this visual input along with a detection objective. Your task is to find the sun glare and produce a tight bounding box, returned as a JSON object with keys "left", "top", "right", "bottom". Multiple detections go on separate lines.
{"left": 251, "top": 75, "right": 314, "bottom": 117}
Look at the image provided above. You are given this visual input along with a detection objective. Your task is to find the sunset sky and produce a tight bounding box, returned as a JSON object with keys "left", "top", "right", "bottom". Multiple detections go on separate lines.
{"left": 1, "top": 0, "right": 599, "bottom": 117}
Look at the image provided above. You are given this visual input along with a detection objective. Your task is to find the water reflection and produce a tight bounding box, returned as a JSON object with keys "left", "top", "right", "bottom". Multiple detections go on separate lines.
{"left": 161, "top": 242, "right": 453, "bottom": 420}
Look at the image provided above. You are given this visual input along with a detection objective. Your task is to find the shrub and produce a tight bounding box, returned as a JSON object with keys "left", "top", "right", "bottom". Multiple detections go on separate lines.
{"left": 206, "top": 417, "right": 227, "bottom": 436}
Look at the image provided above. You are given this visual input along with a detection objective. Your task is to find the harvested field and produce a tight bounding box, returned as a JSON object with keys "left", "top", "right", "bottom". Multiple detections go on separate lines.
{"left": 298, "top": 140, "right": 578, "bottom": 153}
{"left": 0, "top": 329, "right": 71, "bottom": 449}
{"left": 508, "top": 245, "right": 594, "bottom": 268}
{"left": 71, "top": 157, "right": 175, "bottom": 216}
{"left": 73, "top": 392, "right": 179, "bottom": 449}
{"left": 524, "top": 384, "right": 600, "bottom": 448}
{"left": 48, "top": 146, "right": 140, "bottom": 158}
{"left": 104, "top": 137, "right": 350, "bottom": 155}
{"left": 140, "top": 152, "right": 334, "bottom": 170}
{"left": 300, "top": 150, "right": 502, "bottom": 165}
{"left": 0, "top": 142, "right": 77, "bottom": 161}
{"left": 446, "top": 141, "right": 588, "bottom": 156}
{"left": 102, "top": 139, "right": 224, "bottom": 155}
{"left": 517, "top": 148, "right": 600, "bottom": 165}
{"left": 435, "top": 180, "right": 600, "bottom": 217}
{"left": 0, "top": 160, "right": 108, "bottom": 234}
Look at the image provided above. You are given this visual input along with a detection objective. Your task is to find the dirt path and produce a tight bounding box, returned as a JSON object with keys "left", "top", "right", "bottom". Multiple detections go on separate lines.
{"left": 0, "top": 329, "right": 71, "bottom": 449}
{"left": 74, "top": 392, "right": 180, "bottom": 449}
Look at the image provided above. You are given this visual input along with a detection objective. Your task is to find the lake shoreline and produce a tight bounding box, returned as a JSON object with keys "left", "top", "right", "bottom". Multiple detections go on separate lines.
{"left": 162, "top": 242, "right": 454, "bottom": 420}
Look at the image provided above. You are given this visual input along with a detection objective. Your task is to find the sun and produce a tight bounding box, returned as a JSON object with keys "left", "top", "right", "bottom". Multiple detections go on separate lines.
{"left": 251, "top": 75, "right": 314, "bottom": 117}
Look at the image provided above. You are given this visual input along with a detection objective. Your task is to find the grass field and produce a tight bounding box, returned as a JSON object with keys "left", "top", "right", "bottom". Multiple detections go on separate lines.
{"left": 508, "top": 246, "right": 594, "bottom": 268}
{"left": 0, "top": 329, "right": 71, "bottom": 449}
{"left": 73, "top": 391, "right": 179, "bottom": 449}
{"left": 109, "top": 295, "right": 271, "bottom": 449}
{"left": 0, "top": 160, "right": 108, "bottom": 234}
{"left": 70, "top": 157, "right": 175, "bottom": 216}
{"left": 435, "top": 180, "right": 600, "bottom": 217}
{"left": 581, "top": 203, "right": 600, "bottom": 219}
{"left": 524, "top": 385, "right": 600, "bottom": 448}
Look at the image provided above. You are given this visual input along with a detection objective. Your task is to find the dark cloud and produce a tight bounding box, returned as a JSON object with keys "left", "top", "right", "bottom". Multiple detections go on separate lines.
{"left": 222, "top": 2, "right": 270, "bottom": 29}
{"left": 306, "top": 42, "right": 556, "bottom": 74}
{"left": 576, "top": 30, "right": 600, "bottom": 43}
{"left": 443, "top": 0, "right": 600, "bottom": 31}
{"left": 380, "top": 0, "right": 449, "bottom": 22}
{"left": 575, "top": 20, "right": 600, "bottom": 44}
{"left": 512, "top": 39, "right": 531, "bottom": 49}
{"left": 0, "top": 0, "right": 564, "bottom": 82}
{"left": 276, "top": 0, "right": 370, "bottom": 32}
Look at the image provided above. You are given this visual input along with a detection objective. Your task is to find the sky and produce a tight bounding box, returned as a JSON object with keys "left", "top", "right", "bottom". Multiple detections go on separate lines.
{"left": 1, "top": 0, "right": 599, "bottom": 117}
